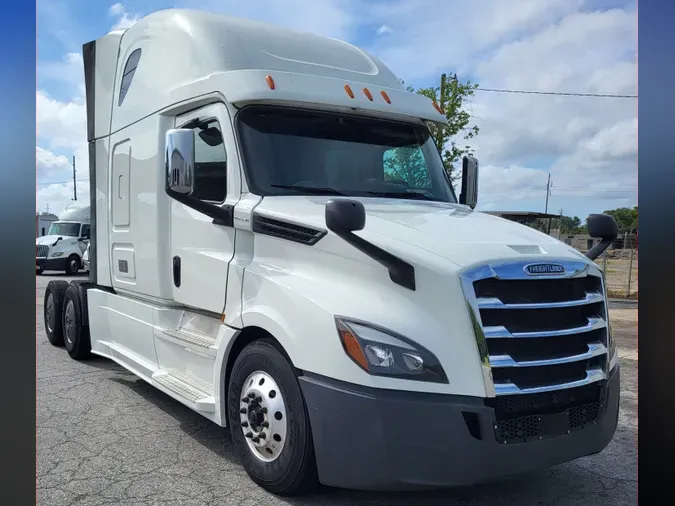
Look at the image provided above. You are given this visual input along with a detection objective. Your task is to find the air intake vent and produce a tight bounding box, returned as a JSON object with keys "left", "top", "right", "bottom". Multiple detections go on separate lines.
{"left": 252, "top": 215, "right": 326, "bottom": 246}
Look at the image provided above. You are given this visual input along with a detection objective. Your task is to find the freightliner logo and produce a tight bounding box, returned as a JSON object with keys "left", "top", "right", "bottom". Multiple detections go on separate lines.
{"left": 524, "top": 263, "right": 566, "bottom": 275}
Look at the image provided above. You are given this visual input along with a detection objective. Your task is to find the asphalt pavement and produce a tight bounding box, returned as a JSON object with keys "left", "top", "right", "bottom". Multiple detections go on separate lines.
{"left": 37, "top": 274, "right": 637, "bottom": 506}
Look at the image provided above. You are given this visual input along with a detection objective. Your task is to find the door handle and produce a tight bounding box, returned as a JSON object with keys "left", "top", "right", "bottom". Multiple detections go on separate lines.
{"left": 173, "top": 256, "right": 181, "bottom": 287}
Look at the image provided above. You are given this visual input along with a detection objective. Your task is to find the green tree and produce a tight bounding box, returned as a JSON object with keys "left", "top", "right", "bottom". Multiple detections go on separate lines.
{"left": 601, "top": 206, "right": 638, "bottom": 234}
{"left": 383, "top": 146, "right": 430, "bottom": 188}
{"left": 402, "top": 74, "right": 480, "bottom": 184}
{"left": 559, "top": 215, "right": 582, "bottom": 234}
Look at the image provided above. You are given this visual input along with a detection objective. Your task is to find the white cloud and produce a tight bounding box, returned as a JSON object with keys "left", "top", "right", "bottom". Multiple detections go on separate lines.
{"left": 37, "top": 91, "right": 86, "bottom": 149}
{"left": 108, "top": 3, "right": 141, "bottom": 30}
{"left": 37, "top": 182, "right": 90, "bottom": 217}
{"left": 376, "top": 25, "right": 393, "bottom": 35}
{"left": 36, "top": 146, "right": 71, "bottom": 180}
{"left": 109, "top": 3, "right": 125, "bottom": 16}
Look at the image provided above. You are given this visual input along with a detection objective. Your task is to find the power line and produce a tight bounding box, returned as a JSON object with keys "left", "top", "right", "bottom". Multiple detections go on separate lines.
{"left": 475, "top": 87, "right": 637, "bottom": 99}
{"left": 37, "top": 179, "right": 89, "bottom": 187}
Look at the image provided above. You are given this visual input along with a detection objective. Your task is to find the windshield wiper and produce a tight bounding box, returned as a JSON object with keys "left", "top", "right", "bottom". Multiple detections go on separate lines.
{"left": 270, "top": 184, "right": 346, "bottom": 196}
{"left": 365, "top": 190, "right": 440, "bottom": 201}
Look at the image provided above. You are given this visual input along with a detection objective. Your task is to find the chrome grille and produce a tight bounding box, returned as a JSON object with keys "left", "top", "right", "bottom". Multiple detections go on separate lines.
{"left": 36, "top": 245, "right": 50, "bottom": 258}
{"left": 461, "top": 259, "right": 609, "bottom": 397}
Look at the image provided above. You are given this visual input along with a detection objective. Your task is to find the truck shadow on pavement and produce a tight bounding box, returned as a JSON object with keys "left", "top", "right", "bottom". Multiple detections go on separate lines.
{"left": 104, "top": 372, "right": 610, "bottom": 506}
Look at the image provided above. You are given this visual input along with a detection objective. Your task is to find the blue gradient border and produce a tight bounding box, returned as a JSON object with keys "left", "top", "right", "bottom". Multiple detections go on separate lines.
{"left": 637, "top": 0, "right": 675, "bottom": 499}
{"left": 0, "top": 3, "right": 37, "bottom": 504}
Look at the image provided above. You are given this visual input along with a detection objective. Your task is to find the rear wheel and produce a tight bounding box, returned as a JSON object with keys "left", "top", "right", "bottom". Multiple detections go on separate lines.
{"left": 62, "top": 284, "right": 91, "bottom": 360}
{"left": 44, "top": 280, "right": 69, "bottom": 346}
{"left": 228, "top": 339, "right": 317, "bottom": 495}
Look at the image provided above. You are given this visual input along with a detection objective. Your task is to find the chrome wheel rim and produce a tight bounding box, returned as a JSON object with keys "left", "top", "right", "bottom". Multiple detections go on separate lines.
{"left": 239, "top": 371, "right": 288, "bottom": 462}
{"left": 45, "top": 294, "right": 55, "bottom": 333}
{"left": 64, "top": 300, "right": 76, "bottom": 344}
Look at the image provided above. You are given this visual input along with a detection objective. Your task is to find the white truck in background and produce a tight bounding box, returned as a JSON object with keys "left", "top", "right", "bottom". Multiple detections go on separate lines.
{"left": 42, "top": 9, "right": 620, "bottom": 495}
{"left": 36, "top": 203, "right": 90, "bottom": 275}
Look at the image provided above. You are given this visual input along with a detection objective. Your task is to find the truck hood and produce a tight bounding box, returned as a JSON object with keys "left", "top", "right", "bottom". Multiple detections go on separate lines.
{"left": 255, "top": 196, "right": 587, "bottom": 268}
{"left": 36, "top": 235, "right": 65, "bottom": 246}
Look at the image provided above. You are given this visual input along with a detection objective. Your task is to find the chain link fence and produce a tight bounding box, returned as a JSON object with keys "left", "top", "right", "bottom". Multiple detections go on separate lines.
{"left": 595, "top": 248, "right": 638, "bottom": 299}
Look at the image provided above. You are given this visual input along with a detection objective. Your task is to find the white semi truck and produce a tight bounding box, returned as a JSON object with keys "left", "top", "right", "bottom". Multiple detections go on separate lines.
{"left": 36, "top": 203, "right": 90, "bottom": 275}
{"left": 42, "top": 9, "right": 620, "bottom": 495}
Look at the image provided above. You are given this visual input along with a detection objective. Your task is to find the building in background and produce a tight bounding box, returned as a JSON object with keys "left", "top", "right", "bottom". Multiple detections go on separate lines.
{"left": 36, "top": 213, "right": 58, "bottom": 237}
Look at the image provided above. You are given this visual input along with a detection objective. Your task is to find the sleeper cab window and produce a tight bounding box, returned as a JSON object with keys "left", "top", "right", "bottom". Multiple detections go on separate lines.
{"left": 190, "top": 120, "right": 228, "bottom": 202}
{"left": 118, "top": 48, "right": 142, "bottom": 106}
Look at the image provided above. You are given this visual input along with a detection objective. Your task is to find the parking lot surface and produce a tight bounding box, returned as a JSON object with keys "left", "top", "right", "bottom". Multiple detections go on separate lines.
{"left": 37, "top": 274, "right": 637, "bottom": 506}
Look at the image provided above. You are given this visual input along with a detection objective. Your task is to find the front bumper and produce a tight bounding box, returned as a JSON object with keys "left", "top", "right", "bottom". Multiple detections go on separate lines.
{"left": 36, "top": 258, "right": 68, "bottom": 271}
{"left": 299, "top": 364, "right": 620, "bottom": 491}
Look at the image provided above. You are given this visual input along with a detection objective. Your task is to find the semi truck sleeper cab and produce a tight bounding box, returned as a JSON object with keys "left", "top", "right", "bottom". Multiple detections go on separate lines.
{"left": 42, "top": 9, "right": 620, "bottom": 495}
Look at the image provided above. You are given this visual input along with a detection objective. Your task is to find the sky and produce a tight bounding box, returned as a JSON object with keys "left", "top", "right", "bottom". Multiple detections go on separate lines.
{"left": 36, "top": 0, "right": 637, "bottom": 221}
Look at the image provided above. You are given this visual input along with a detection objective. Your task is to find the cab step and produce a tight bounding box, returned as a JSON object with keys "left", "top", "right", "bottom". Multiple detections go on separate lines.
{"left": 156, "top": 327, "right": 217, "bottom": 358}
{"left": 152, "top": 370, "right": 215, "bottom": 412}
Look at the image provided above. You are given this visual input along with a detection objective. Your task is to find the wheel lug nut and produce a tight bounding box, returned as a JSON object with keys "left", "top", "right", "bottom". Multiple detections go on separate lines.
{"left": 256, "top": 396, "right": 263, "bottom": 403}
{"left": 245, "top": 432, "right": 253, "bottom": 438}
{"left": 248, "top": 392, "right": 256, "bottom": 398}
{"left": 252, "top": 436, "right": 260, "bottom": 443}
{"left": 262, "top": 421, "right": 269, "bottom": 428}
{"left": 241, "top": 422, "right": 248, "bottom": 428}
{"left": 258, "top": 433, "right": 266, "bottom": 439}
{"left": 240, "top": 408, "right": 247, "bottom": 414}
{"left": 261, "top": 407, "right": 267, "bottom": 414}
{"left": 242, "top": 397, "right": 250, "bottom": 403}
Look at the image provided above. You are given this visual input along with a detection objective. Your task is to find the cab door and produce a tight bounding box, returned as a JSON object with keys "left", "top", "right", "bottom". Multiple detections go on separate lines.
{"left": 169, "top": 103, "right": 239, "bottom": 314}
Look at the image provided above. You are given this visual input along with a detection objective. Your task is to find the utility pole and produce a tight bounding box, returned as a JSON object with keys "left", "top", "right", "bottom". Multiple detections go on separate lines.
{"left": 558, "top": 208, "right": 563, "bottom": 239}
{"left": 73, "top": 156, "right": 77, "bottom": 201}
{"left": 544, "top": 174, "right": 552, "bottom": 234}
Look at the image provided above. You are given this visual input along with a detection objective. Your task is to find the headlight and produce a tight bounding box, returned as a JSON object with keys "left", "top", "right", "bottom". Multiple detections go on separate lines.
{"left": 335, "top": 317, "right": 448, "bottom": 383}
{"left": 50, "top": 252, "right": 64, "bottom": 257}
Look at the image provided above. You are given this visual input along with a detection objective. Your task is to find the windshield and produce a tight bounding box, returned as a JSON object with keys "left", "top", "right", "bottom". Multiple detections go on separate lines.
{"left": 48, "top": 222, "right": 80, "bottom": 237}
{"left": 236, "top": 107, "right": 456, "bottom": 202}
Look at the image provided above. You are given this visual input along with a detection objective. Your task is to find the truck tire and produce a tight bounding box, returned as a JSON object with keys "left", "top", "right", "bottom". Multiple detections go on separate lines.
{"left": 62, "top": 284, "right": 91, "bottom": 360}
{"left": 228, "top": 339, "right": 317, "bottom": 495}
{"left": 65, "top": 255, "right": 80, "bottom": 275}
{"left": 44, "top": 280, "right": 69, "bottom": 346}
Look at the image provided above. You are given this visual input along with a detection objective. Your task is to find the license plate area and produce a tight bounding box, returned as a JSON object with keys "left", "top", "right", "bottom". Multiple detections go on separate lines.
{"left": 538, "top": 411, "right": 569, "bottom": 437}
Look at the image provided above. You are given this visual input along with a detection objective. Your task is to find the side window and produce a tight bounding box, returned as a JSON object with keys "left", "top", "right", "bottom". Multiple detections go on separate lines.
{"left": 81, "top": 224, "right": 90, "bottom": 239}
{"left": 118, "top": 48, "right": 142, "bottom": 106}
{"left": 383, "top": 146, "right": 432, "bottom": 188}
{"left": 189, "top": 119, "right": 228, "bottom": 202}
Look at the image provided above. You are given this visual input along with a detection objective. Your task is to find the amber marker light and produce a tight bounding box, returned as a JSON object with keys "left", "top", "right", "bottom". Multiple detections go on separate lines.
{"left": 336, "top": 320, "right": 369, "bottom": 371}
{"left": 265, "top": 75, "right": 275, "bottom": 90}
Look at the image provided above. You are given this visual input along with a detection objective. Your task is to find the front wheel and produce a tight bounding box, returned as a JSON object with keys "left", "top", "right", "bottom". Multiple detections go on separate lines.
{"left": 65, "top": 255, "right": 80, "bottom": 275}
{"left": 227, "top": 339, "right": 317, "bottom": 495}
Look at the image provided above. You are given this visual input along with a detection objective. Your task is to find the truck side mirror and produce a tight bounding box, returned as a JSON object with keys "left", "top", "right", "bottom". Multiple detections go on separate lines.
{"left": 459, "top": 156, "right": 478, "bottom": 209}
{"left": 325, "top": 198, "right": 416, "bottom": 290}
{"left": 585, "top": 214, "right": 619, "bottom": 261}
{"left": 165, "top": 129, "right": 195, "bottom": 195}
{"left": 325, "top": 198, "right": 366, "bottom": 233}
